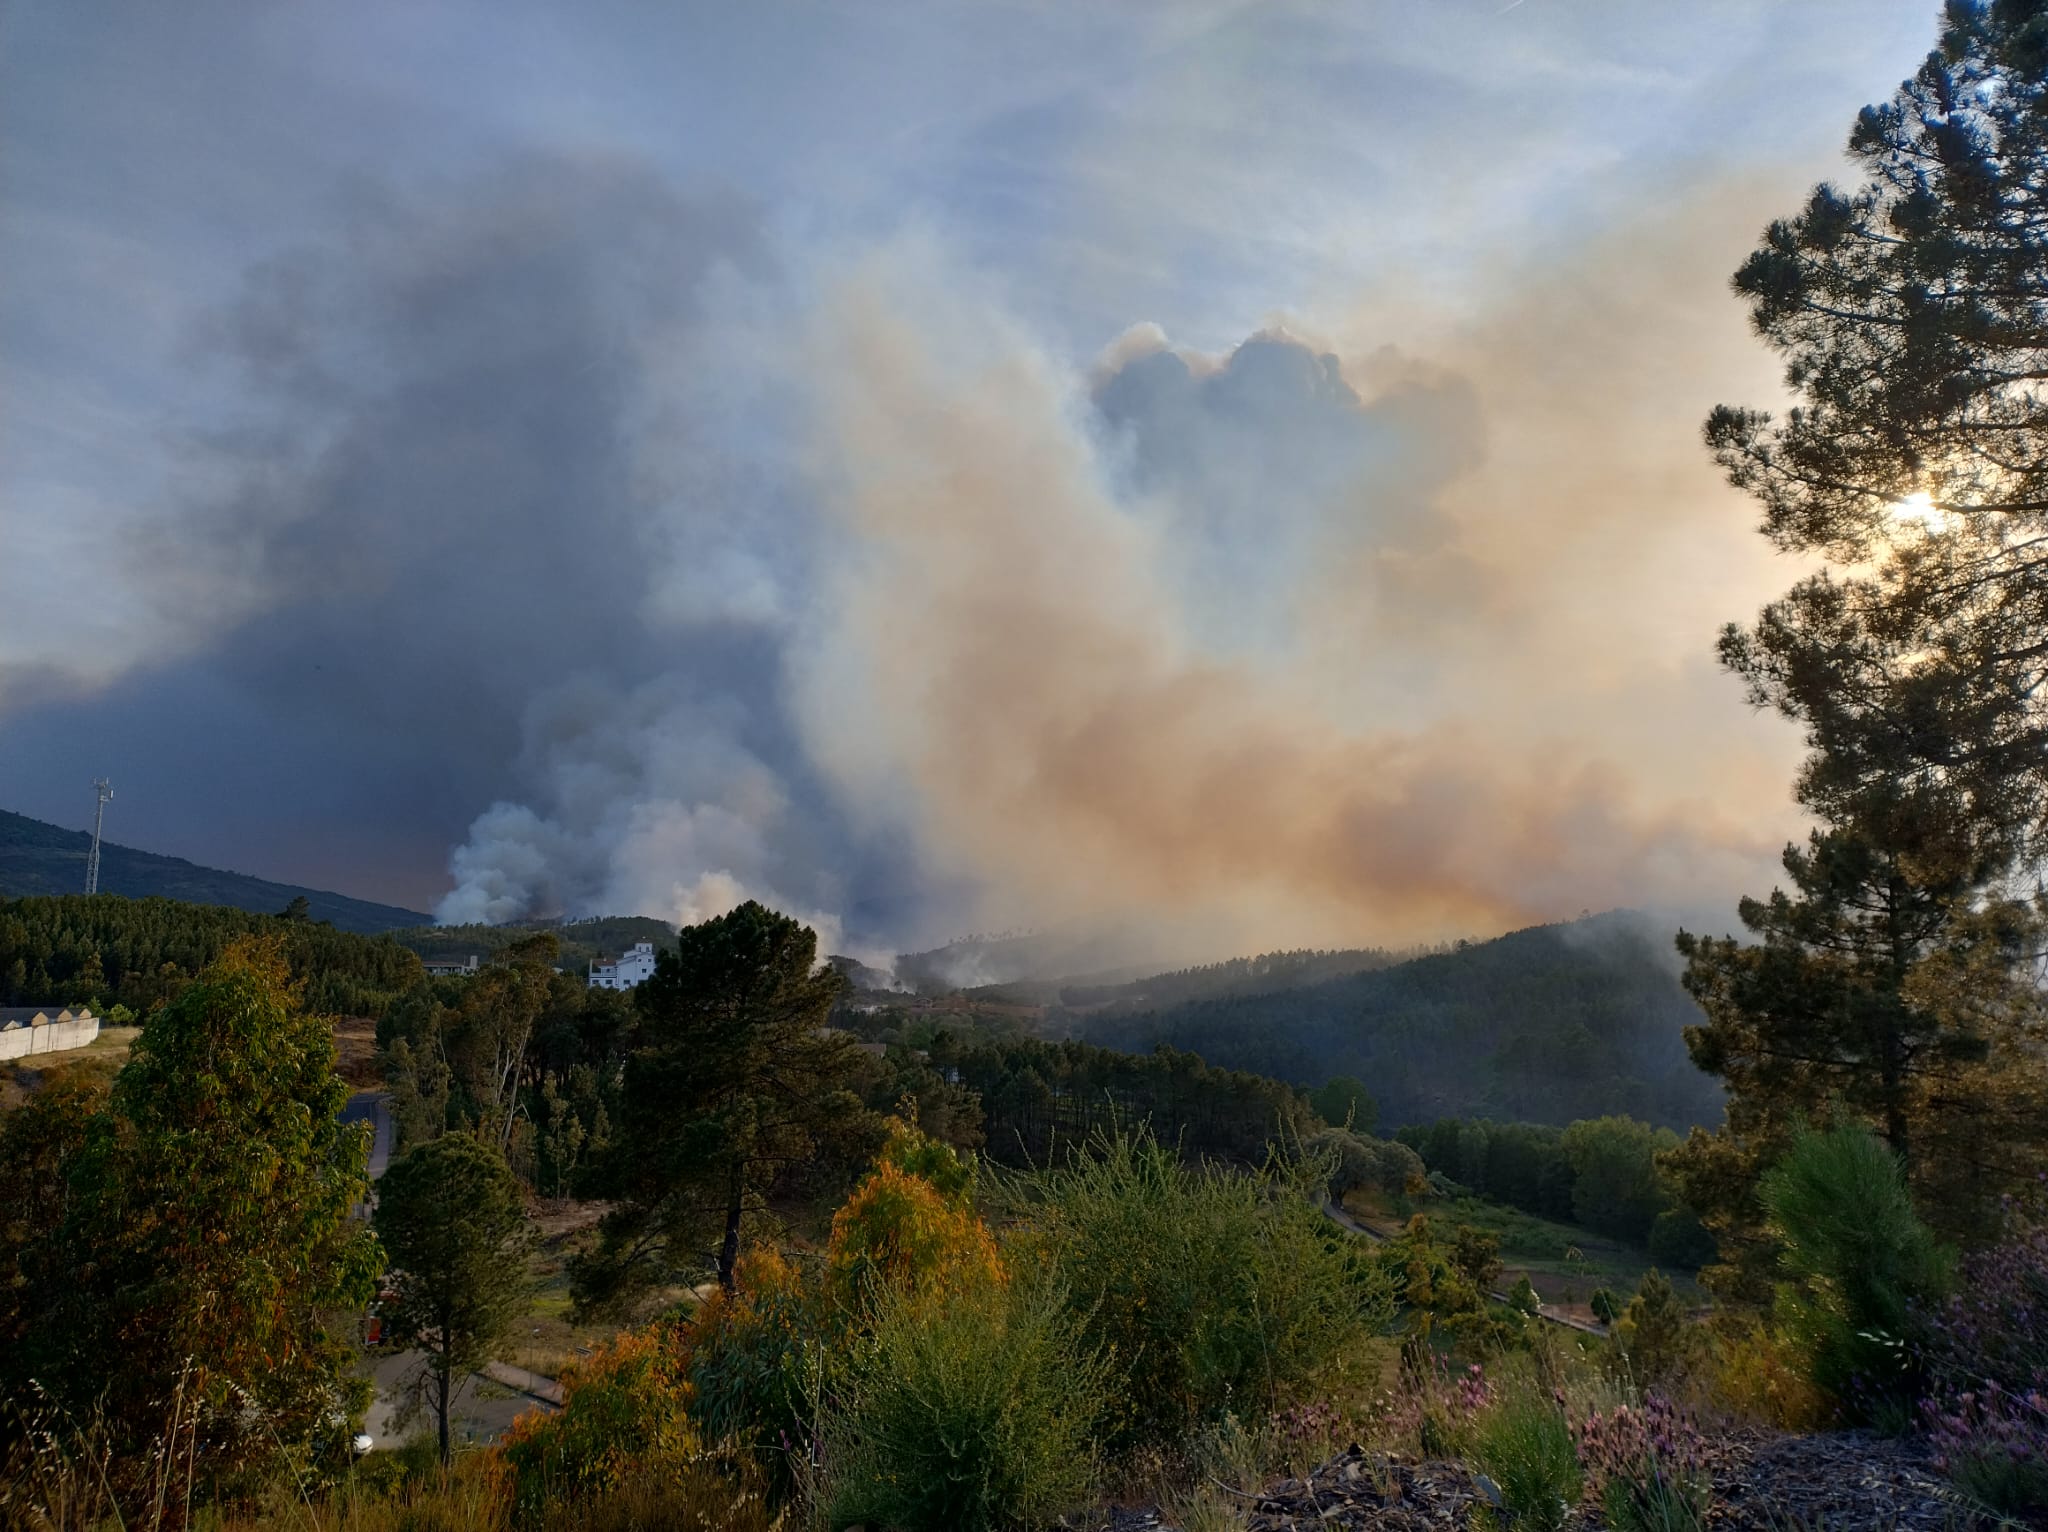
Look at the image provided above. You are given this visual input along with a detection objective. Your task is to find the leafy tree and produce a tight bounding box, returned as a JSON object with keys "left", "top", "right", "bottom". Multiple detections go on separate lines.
{"left": 279, "top": 895, "right": 312, "bottom": 921}
{"left": 1559, "top": 1115, "right": 1676, "bottom": 1243}
{"left": 575, "top": 902, "right": 867, "bottom": 1304}
{"left": 1310, "top": 1074, "right": 1377, "bottom": 1134}
{"left": 1449, "top": 1223, "right": 1504, "bottom": 1293}
{"left": 440, "top": 933, "right": 559, "bottom": 1156}
{"left": 0, "top": 1077, "right": 103, "bottom": 1375}
{"left": 374, "top": 1133, "right": 534, "bottom": 1464}
{"left": 1614, "top": 1268, "right": 1691, "bottom": 1386}
{"left": 24, "top": 939, "right": 381, "bottom": 1483}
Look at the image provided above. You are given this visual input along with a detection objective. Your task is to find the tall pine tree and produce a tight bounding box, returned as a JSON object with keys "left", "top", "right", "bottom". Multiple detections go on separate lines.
{"left": 572, "top": 902, "right": 870, "bottom": 1306}
{"left": 1675, "top": 0, "right": 2048, "bottom": 1289}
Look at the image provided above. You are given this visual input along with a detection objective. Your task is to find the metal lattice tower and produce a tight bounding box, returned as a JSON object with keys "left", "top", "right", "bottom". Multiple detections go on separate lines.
{"left": 84, "top": 778, "right": 113, "bottom": 896}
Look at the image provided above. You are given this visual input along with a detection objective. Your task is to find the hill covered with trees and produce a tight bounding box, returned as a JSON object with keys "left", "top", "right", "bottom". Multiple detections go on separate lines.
{"left": 0, "top": 893, "right": 424, "bottom": 1017}
{"left": 1072, "top": 912, "right": 1721, "bottom": 1131}
{"left": 0, "top": 808, "right": 429, "bottom": 933}
{"left": 386, "top": 914, "right": 677, "bottom": 975}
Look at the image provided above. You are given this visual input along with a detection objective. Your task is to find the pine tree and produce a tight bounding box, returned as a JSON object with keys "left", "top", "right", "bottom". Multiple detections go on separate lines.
{"left": 374, "top": 1133, "right": 532, "bottom": 1464}
{"left": 572, "top": 902, "right": 869, "bottom": 1306}
{"left": 1704, "top": 0, "right": 2048, "bottom": 853}
{"left": 1675, "top": 0, "right": 2048, "bottom": 1282}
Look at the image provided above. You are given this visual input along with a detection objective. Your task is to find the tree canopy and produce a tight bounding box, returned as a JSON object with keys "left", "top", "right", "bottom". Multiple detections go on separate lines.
{"left": 375, "top": 1132, "right": 533, "bottom": 1463}
{"left": 6, "top": 939, "right": 382, "bottom": 1485}
{"left": 1677, "top": 1, "right": 2048, "bottom": 1282}
{"left": 574, "top": 901, "right": 868, "bottom": 1304}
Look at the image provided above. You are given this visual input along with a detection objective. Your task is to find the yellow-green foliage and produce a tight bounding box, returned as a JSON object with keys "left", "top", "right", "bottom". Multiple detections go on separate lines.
{"left": 1017, "top": 1128, "right": 1392, "bottom": 1450}
{"left": 499, "top": 1329, "right": 697, "bottom": 1509}
{"left": 826, "top": 1160, "right": 1005, "bottom": 1313}
{"left": 820, "top": 1273, "right": 1104, "bottom": 1532}
{"left": 1705, "top": 1320, "right": 1828, "bottom": 1431}
{"left": 874, "top": 1112, "right": 976, "bottom": 1203}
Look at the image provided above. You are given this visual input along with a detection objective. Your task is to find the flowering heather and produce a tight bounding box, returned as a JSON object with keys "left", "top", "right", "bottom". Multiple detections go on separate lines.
{"left": 1914, "top": 1216, "right": 2048, "bottom": 1516}
{"left": 1376, "top": 1357, "right": 1491, "bottom": 1459}
{"left": 1919, "top": 1215, "right": 2048, "bottom": 1398}
{"left": 1574, "top": 1392, "right": 1712, "bottom": 1532}
{"left": 1921, "top": 1384, "right": 2048, "bottom": 1518}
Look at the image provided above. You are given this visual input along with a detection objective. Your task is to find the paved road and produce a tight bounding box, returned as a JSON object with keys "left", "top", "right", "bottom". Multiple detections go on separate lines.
{"left": 1323, "top": 1199, "right": 1609, "bottom": 1339}
{"left": 362, "top": 1351, "right": 546, "bottom": 1451}
{"left": 342, "top": 1090, "right": 394, "bottom": 1179}
{"left": 482, "top": 1360, "right": 564, "bottom": 1407}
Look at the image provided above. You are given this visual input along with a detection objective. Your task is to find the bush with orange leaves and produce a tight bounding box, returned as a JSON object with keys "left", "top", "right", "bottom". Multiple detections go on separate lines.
{"left": 498, "top": 1328, "right": 698, "bottom": 1511}
{"left": 825, "top": 1160, "right": 1005, "bottom": 1314}
{"left": 498, "top": 1119, "right": 1019, "bottom": 1516}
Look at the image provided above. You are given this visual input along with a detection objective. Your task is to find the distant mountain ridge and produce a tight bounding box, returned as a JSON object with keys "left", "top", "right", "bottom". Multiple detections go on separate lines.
{"left": 0, "top": 808, "right": 430, "bottom": 934}
{"left": 1072, "top": 911, "right": 1721, "bottom": 1132}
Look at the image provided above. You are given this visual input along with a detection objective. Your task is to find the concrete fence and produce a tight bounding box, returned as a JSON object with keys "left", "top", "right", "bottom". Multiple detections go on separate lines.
{"left": 0, "top": 1008, "right": 101, "bottom": 1062}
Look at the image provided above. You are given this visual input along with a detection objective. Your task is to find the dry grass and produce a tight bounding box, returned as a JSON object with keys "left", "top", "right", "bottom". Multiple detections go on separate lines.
{"left": 330, "top": 1018, "right": 383, "bottom": 1090}
{"left": 2, "top": 1026, "right": 141, "bottom": 1110}
{"left": 493, "top": 1203, "right": 682, "bottom": 1381}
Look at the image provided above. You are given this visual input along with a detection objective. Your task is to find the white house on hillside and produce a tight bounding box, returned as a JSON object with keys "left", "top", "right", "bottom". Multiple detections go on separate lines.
{"left": 589, "top": 941, "right": 657, "bottom": 990}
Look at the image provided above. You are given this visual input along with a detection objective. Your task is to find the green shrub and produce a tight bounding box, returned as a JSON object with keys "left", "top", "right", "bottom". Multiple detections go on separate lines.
{"left": 1469, "top": 1386, "right": 1581, "bottom": 1532}
{"left": 1013, "top": 1128, "right": 1391, "bottom": 1448}
{"left": 819, "top": 1274, "right": 1104, "bottom": 1532}
{"left": 1758, "top": 1125, "right": 1952, "bottom": 1418}
{"left": 1647, "top": 1208, "right": 1715, "bottom": 1270}
{"left": 1614, "top": 1270, "right": 1692, "bottom": 1386}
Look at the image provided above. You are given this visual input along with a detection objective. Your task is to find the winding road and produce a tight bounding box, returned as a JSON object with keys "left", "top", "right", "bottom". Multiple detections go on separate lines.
{"left": 342, "top": 1090, "right": 394, "bottom": 1180}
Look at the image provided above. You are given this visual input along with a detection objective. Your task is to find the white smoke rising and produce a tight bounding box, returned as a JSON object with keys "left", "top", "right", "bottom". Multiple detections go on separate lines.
{"left": 435, "top": 671, "right": 849, "bottom": 951}
{"left": 434, "top": 214, "right": 1802, "bottom": 958}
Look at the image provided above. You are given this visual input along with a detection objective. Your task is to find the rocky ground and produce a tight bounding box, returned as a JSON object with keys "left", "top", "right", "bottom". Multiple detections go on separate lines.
{"left": 1085, "top": 1429, "right": 1989, "bottom": 1531}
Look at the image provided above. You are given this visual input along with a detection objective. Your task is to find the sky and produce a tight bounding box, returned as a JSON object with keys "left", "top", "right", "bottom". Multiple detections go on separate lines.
{"left": 0, "top": 0, "right": 1946, "bottom": 960}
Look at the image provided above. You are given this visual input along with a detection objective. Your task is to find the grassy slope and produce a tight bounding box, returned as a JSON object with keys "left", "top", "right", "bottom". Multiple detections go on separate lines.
{"left": 0, "top": 809, "right": 429, "bottom": 934}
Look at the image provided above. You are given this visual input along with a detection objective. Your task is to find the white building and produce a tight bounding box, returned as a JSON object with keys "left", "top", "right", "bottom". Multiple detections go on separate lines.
{"left": 589, "top": 941, "right": 658, "bottom": 991}
{"left": 422, "top": 955, "right": 480, "bottom": 978}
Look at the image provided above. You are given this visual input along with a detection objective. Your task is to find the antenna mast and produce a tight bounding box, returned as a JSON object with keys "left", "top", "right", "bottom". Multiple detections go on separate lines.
{"left": 84, "top": 778, "right": 113, "bottom": 896}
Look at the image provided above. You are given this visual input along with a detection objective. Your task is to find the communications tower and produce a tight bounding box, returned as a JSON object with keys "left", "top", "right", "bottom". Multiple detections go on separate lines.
{"left": 84, "top": 778, "right": 113, "bottom": 896}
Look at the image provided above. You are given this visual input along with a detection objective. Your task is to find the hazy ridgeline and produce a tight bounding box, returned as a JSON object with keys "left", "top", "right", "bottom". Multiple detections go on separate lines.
{"left": 1074, "top": 913, "right": 1720, "bottom": 1130}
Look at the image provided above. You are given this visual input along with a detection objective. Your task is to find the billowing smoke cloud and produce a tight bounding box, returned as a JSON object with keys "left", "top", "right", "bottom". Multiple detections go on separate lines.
{"left": 4, "top": 154, "right": 1805, "bottom": 958}
{"left": 775, "top": 252, "right": 1783, "bottom": 952}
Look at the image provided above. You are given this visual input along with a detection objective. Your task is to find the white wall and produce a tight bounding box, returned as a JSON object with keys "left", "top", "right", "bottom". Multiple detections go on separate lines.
{"left": 0, "top": 1015, "right": 101, "bottom": 1062}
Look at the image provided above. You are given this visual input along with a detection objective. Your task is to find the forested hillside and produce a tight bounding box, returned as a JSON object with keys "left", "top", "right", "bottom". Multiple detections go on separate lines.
{"left": 386, "top": 915, "right": 676, "bottom": 973}
{"left": 0, "top": 893, "right": 424, "bottom": 1016}
{"left": 1051, "top": 944, "right": 1429, "bottom": 1011}
{"left": 0, "top": 809, "right": 429, "bottom": 933}
{"left": 933, "top": 1034, "right": 1320, "bottom": 1167}
{"left": 1074, "top": 912, "right": 1720, "bottom": 1130}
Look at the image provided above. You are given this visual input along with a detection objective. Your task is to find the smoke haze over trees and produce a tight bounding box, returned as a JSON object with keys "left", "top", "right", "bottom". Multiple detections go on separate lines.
{"left": 0, "top": 2, "right": 1950, "bottom": 960}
